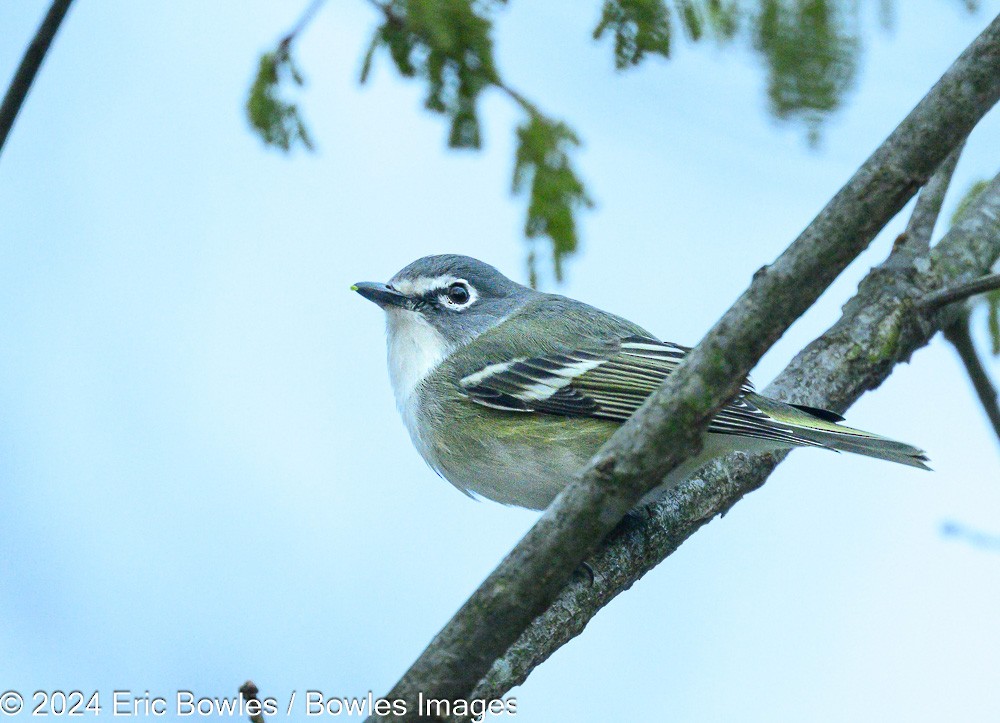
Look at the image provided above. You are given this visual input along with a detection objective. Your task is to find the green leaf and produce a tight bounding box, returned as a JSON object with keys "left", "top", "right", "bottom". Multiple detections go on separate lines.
{"left": 676, "top": 0, "right": 703, "bottom": 41}
{"left": 359, "top": 31, "right": 381, "bottom": 83}
{"left": 245, "top": 48, "right": 314, "bottom": 153}
{"left": 364, "top": 0, "right": 499, "bottom": 149}
{"left": 705, "top": 0, "right": 740, "bottom": 41}
{"left": 753, "top": 0, "right": 860, "bottom": 144}
{"left": 594, "top": 0, "right": 672, "bottom": 69}
{"left": 383, "top": 19, "right": 419, "bottom": 77}
{"left": 951, "top": 179, "right": 990, "bottom": 225}
{"left": 512, "top": 115, "right": 593, "bottom": 282}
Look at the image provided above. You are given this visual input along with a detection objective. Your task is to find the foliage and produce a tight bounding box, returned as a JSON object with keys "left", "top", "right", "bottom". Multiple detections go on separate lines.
{"left": 360, "top": 0, "right": 503, "bottom": 149}
{"left": 246, "top": 46, "right": 314, "bottom": 152}
{"left": 513, "top": 116, "right": 593, "bottom": 282}
{"left": 952, "top": 179, "right": 991, "bottom": 223}
{"left": 359, "top": 0, "right": 591, "bottom": 281}
{"left": 753, "top": 0, "right": 860, "bottom": 144}
{"left": 589, "top": 1, "right": 862, "bottom": 143}
{"left": 592, "top": 0, "right": 751, "bottom": 69}
{"left": 705, "top": 0, "right": 741, "bottom": 40}
{"left": 246, "top": 0, "right": 981, "bottom": 279}
{"left": 593, "top": 0, "right": 675, "bottom": 69}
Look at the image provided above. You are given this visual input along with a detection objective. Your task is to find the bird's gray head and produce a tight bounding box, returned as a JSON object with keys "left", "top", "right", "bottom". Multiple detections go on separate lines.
{"left": 353, "top": 254, "right": 531, "bottom": 346}
{"left": 354, "top": 255, "right": 536, "bottom": 408}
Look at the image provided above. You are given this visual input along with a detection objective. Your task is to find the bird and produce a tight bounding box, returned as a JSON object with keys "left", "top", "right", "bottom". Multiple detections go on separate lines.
{"left": 353, "top": 254, "right": 929, "bottom": 511}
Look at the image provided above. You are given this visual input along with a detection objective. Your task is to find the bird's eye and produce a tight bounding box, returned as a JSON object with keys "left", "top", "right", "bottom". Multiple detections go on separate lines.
{"left": 447, "top": 282, "right": 471, "bottom": 305}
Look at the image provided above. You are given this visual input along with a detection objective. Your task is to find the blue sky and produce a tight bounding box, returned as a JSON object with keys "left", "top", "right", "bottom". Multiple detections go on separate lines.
{"left": 2, "top": 2, "right": 1000, "bottom": 721}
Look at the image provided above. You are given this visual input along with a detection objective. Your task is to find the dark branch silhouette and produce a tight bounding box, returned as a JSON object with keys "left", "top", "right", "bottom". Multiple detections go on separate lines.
{"left": 943, "top": 313, "right": 1000, "bottom": 446}
{"left": 922, "top": 272, "right": 1000, "bottom": 309}
{"left": 0, "top": 0, "right": 74, "bottom": 158}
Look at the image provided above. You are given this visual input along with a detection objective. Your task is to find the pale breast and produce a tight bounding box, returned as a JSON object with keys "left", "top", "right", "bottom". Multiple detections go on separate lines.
{"left": 385, "top": 308, "right": 453, "bottom": 414}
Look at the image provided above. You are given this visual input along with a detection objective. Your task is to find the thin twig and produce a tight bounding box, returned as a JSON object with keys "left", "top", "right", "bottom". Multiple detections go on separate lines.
{"left": 943, "top": 313, "right": 1000, "bottom": 446}
{"left": 279, "top": 0, "right": 327, "bottom": 51}
{"left": 921, "top": 272, "right": 1000, "bottom": 309}
{"left": 942, "top": 520, "right": 1000, "bottom": 550}
{"left": 903, "top": 142, "right": 965, "bottom": 251}
{"left": 371, "top": 16, "right": 1000, "bottom": 721}
{"left": 882, "top": 142, "right": 963, "bottom": 270}
{"left": 238, "top": 681, "right": 266, "bottom": 723}
{"left": 0, "top": 0, "right": 74, "bottom": 158}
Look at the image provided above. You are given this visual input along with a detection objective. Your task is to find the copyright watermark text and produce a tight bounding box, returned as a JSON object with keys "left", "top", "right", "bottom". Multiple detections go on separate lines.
{"left": 0, "top": 690, "right": 517, "bottom": 720}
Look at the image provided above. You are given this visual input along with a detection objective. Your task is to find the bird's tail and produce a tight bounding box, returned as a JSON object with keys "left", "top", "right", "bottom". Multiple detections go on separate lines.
{"left": 793, "top": 422, "right": 931, "bottom": 469}
{"left": 751, "top": 396, "right": 931, "bottom": 470}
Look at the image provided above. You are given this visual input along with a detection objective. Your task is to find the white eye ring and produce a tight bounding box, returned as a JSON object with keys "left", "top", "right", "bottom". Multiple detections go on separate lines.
{"left": 441, "top": 280, "right": 475, "bottom": 309}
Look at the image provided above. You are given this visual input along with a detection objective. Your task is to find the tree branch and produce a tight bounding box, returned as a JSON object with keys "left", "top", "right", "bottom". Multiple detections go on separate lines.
{"left": 942, "top": 520, "right": 1000, "bottom": 550}
{"left": 902, "top": 142, "right": 965, "bottom": 252}
{"left": 0, "top": 0, "right": 73, "bottom": 159}
{"left": 942, "top": 312, "right": 1000, "bottom": 446}
{"left": 899, "top": 132, "right": 1000, "bottom": 448}
{"left": 458, "top": 170, "right": 1000, "bottom": 717}
{"left": 279, "top": 0, "right": 326, "bottom": 50}
{"left": 921, "top": 271, "right": 1000, "bottom": 309}
{"left": 237, "top": 682, "right": 266, "bottom": 723}
{"left": 371, "top": 15, "right": 1000, "bottom": 721}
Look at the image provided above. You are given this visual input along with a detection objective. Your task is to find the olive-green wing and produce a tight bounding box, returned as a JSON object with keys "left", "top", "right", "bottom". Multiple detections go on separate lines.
{"left": 459, "top": 335, "right": 828, "bottom": 448}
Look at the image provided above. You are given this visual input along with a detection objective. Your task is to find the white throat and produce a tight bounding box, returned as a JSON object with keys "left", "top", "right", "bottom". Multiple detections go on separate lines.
{"left": 385, "top": 308, "right": 453, "bottom": 411}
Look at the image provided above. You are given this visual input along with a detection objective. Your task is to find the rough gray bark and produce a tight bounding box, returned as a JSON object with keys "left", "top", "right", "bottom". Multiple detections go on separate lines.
{"left": 460, "top": 171, "right": 1000, "bottom": 711}
{"left": 0, "top": 0, "right": 73, "bottom": 158}
{"left": 900, "top": 143, "right": 964, "bottom": 256}
{"left": 922, "top": 271, "right": 1000, "bottom": 308}
{"left": 372, "top": 17, "right": 1000, "bottom": 721}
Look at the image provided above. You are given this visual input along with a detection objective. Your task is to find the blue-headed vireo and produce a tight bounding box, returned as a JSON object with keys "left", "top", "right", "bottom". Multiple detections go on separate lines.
{"left": 353, "top": 255, "right": 928, "bottom": 510}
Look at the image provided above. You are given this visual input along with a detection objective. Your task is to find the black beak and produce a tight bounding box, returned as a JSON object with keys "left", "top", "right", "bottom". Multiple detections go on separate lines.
{"left": 352, "top": 281, "right": 410, "bottom": 309}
